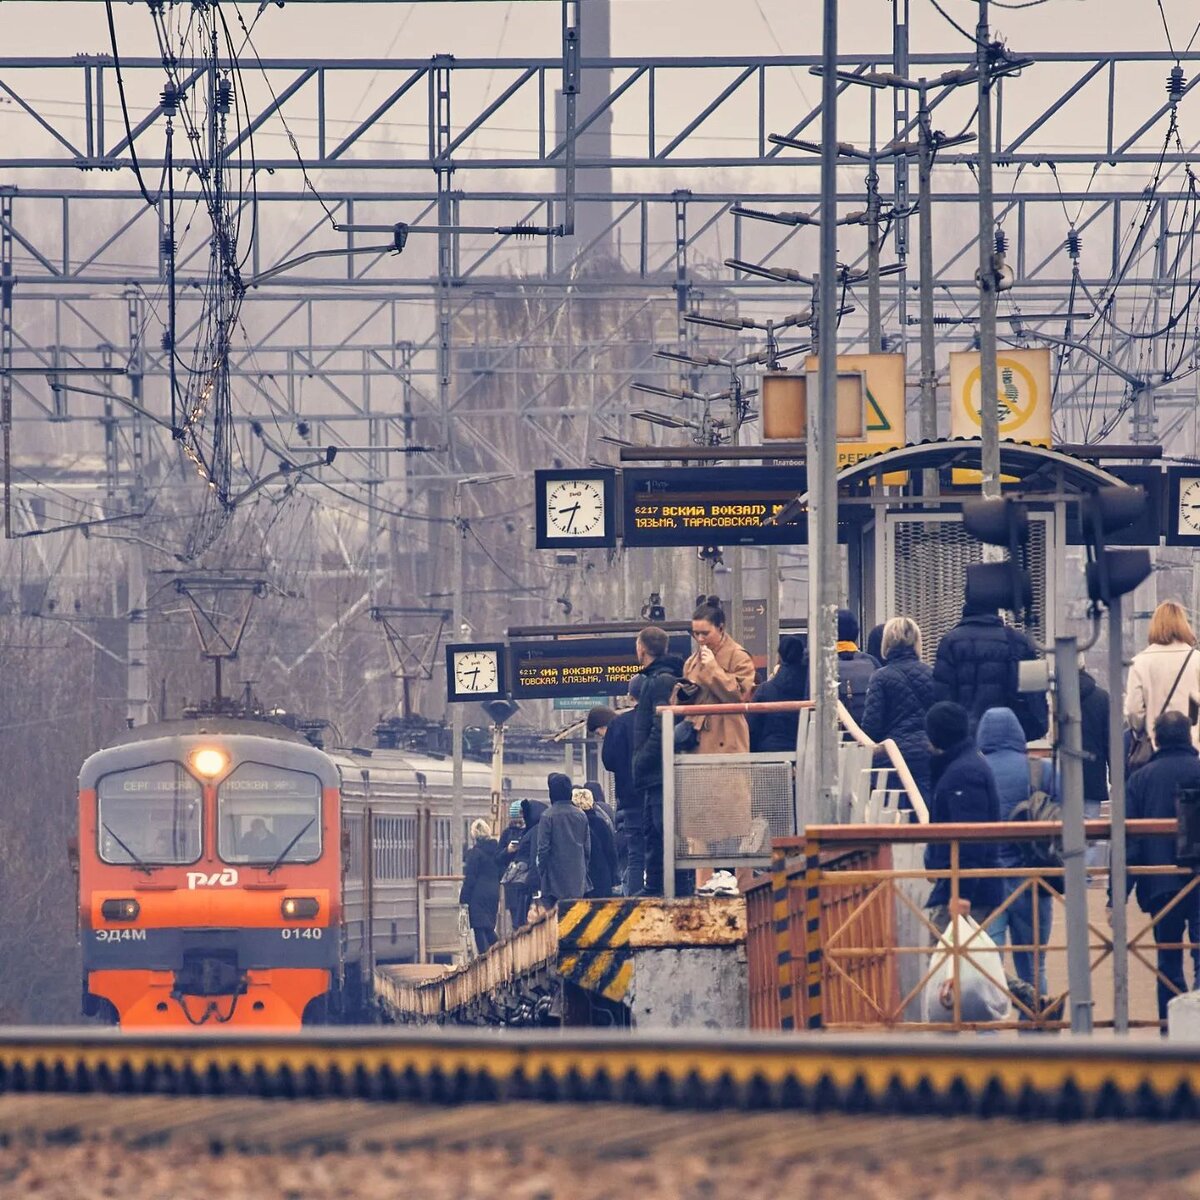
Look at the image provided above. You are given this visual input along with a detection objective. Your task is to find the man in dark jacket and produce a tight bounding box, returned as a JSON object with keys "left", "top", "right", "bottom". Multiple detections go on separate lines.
{"left": 749, "top": 634, "right": 808, "bottom": 752}
{"left": 509, "top": 798, "right": 546, "bottom": 929}
{"left": 836, "top": 608, "right": 878, "bottom": 728}
{"left": 631, "top": 625, "right": 686, "bottom": 896}
{"left": 923, "top": 701, "right": 1003, "bottom": 931}
{"left": 1078, "top": 656, "right": 1111, "bottom": 812}
{"left": 590, "top": 676, "right": 645, "bottom": 893}
{"left": 932, "top": 600, "right": 1049, "bottom": 741}
{"left": 1110, "top": 710, "right": 1200, "bottom": 1022}
{"left": 535, "top": 772, "right": 590, "bottom": 907}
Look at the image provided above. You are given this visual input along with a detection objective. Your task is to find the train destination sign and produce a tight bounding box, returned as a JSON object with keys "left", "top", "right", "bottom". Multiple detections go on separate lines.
{"left": 510, "top": 634, "right": 691, "bottom": 699}
{"left": 622, "top": 467, "right": 808, "bottom": 547}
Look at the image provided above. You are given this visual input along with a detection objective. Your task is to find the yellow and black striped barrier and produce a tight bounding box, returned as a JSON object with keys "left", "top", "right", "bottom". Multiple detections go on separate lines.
{"left": 557, "top": 897, "right": 745, "bottom": 1004}
{"left": 3, "top": 1028, "right": 1200, "bottom": 1120}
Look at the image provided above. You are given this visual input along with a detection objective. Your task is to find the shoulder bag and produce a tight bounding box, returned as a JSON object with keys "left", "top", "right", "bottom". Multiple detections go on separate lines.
{"left": 1128, "top": 647, "right": 1195, "bottom": 772}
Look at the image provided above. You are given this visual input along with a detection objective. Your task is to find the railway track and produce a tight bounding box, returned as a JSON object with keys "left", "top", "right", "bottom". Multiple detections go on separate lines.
{"left": 3, "top": 1028, "right": 1200, "bottom": 1121}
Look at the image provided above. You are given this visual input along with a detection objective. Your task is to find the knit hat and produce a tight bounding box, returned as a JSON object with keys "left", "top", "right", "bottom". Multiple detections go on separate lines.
{"left": 836, "top": 608, "right": 859, "bottom": 643}
{"left": 778, "top": 634, "right": 806, "bottom": 666}
{"left": 508, "top": 799, "right": 522, "bottom": 819}
{"left": 547, "top": 772, "right": 573, "bottom": 804}
{"left": 925, "top": 701, "right": 970, "bottom": 751}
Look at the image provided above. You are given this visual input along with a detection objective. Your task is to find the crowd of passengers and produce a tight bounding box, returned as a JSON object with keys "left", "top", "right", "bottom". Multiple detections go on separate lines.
{"left": 458, "top": 593, "right": 1200, "bottom": 1025}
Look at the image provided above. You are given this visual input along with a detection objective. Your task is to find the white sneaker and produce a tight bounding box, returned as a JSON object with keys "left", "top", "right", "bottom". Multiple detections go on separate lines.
{"left": 697, "top": 869, "right": 740, "bottom": 897}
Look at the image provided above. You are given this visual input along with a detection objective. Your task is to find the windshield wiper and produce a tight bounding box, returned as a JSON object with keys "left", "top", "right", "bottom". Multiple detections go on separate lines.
{"left": 266, "top": 818, "right": 315, "bottom": 876}
{"left": 102, "top": 823, "right": 153, "bottom": 875}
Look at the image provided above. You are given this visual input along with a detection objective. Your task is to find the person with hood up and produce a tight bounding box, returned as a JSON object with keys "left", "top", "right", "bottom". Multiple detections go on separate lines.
{"left": 923, "top": 701, "right": 1003, "bottom": 931}
{"left": 509, "top": 798, "right": 546, "bottom": 929}
{"left": 589, "top": 681, "right": 645, "bottom": 893}
{"left": 932, "top": 599, "right": 1049, "bottom": 741}
{"left": 977, "top": 706, "right": 1055, "bottom": 995}
{"left": 834, "top": 608, "right": 879, "bottom": 728}
{"left": 573, "top": 785, "right": 619, "bottom": 897}
{"left": 1110, "top": 710, "right": 1200, "bottom": 1024}
{"left": 631, "top": 625, "right": 687, "bottom": 896}
{"left": 459, "top": 818, "right": 502, "bottom": 954}
{"left": 748, "top": 634, "right": 808, "bottom": 752}
{"left": 535, "top": 772, "right": 591, "bottom": 907}
{"left": 861, "top": 616, "right": 936, "bottom": 803}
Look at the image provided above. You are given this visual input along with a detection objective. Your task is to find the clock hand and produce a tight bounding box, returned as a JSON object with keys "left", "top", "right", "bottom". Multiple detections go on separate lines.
{"left": 561, "top": 502, "right": 581, "bottom": 531}
{"left": 467, "top": 667, "right": 480, "bottom": 686}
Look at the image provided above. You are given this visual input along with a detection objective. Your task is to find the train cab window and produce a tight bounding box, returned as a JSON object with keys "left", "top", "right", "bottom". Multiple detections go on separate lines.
{"left": 97, "top": 763, "right": 202, "bottom": 866}
{"left": 218, "top": 762, "right": 322, "bottom": 865}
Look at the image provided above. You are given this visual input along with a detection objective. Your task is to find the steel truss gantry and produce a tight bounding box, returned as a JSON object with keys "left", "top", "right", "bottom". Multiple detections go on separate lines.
{"left": 3, "top": 27, "right": 1200, "bottom": 532}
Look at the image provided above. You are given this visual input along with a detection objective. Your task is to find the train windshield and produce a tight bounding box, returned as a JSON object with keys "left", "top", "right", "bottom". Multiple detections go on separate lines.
{"left": 97, "top": 762, "right": 202, "bottom": 865}
{"left": 218, "top": 762, "right": 322, "bottom": 865}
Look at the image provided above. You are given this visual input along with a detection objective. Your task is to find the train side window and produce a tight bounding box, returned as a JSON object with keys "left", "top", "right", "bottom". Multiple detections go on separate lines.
{"left": 218, "top": 762, "right": 322, "bottom": 865}
{"left": 97, "top": 762, "right": 202, "bottom": 866}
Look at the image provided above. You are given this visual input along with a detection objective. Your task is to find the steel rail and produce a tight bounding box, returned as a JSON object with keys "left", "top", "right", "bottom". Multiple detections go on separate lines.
{"left": 1, "top": 1027, "right": 1200, "bottom": 1119}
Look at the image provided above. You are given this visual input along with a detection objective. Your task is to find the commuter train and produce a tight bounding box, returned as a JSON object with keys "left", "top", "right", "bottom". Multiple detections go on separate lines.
{"left": 76, "top": 716, "right": 557, "bottom": 1028}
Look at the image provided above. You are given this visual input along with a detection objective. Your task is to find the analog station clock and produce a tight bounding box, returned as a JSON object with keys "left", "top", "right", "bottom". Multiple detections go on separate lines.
{"left": 445, "top": 643, "right": 507, "bottom": 703}
{"left": 535, "top": 469, "right": 617, "bottom": 549}
{"left": 1166, "top": 467, "right": 1200, "bottom": 546}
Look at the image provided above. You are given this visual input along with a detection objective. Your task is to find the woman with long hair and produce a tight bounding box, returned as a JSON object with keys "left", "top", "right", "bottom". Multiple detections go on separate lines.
{"left": 1126, "top": 600, "right": 1200, "bottom": 750}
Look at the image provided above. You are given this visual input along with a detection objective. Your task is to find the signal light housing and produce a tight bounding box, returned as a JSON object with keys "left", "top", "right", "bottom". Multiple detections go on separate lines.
{"left": 281, "top": 896, "right": 319, "bottom": 920}
{"left": 1080, "top": 485, "right": 1150, "bottom": 606}
{"left": 965, "top": 561, "right": 1034, "bottom": 614}
{"left": 101, "top": 898, "right": 140, "bottom": 921}
{"left": 961, "top": 498, "right": 1033, "bottom": 620}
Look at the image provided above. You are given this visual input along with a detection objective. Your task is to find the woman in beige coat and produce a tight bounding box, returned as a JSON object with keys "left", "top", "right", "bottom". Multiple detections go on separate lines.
{"left": 1126, "top": 600, "right": 1200, "bottom": 749}
{"left": 682, "top": 595, "right": 757, "bottom": 842}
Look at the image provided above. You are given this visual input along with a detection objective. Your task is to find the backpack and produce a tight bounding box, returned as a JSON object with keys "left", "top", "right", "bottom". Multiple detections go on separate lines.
{"left": 1010, "top": 759, "right": 1064, "bottom": 893}
{"left": 838, "top": 653, "right": 877, "bottom": 725}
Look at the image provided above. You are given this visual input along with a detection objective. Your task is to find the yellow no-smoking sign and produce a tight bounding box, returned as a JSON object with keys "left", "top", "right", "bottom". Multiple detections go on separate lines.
{"left": 949, "top": 348, "right": 1052, "bottom": 445}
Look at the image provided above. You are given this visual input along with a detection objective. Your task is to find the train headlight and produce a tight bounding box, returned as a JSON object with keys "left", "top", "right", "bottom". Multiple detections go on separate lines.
{"left": 101, "top": 898, "right": 140, "bottom": 921}
{"left": 281, "top": 896, "right": 319, "bottom": 920}
{"left": 190, "top": 747, "right": 229, "bottom": 778}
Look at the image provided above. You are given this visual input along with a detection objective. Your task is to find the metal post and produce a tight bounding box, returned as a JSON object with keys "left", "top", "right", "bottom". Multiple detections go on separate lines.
{"left": 451, "top": 487, "right": 466, "bottom": 877}
{"left": 976, "top": 0, "right": 1001, "bottom": 500}
{"left": 1055, "top": 636, "right": 1094, "bottom": 1033}
{"left": 125, "top": 291, "right": 148, "bottom": 729}
{"left": 1108, "top": 594, "right": 1130, "bottom": 1032}
{"left": 810, "top": 0, "right": 841, "bottom": 824}
{"left": 1, "top": 188, "right": 13, "bottom": 539}
{"left": 766, "top": 545, "right": 780, "bottom": 671}
{"left": 866, "top": 162, "right": 883, "bottom": 354}
{"left": 917, "top": 81, "right": 937, "bottom": 444}
{"left": 661, "top": 705, "right": 676, "bottom": 900}
{"left": 433, "top": 57, "right": 454, "bottom": 454}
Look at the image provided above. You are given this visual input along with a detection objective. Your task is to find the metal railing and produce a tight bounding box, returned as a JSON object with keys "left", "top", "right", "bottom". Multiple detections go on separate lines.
{"left": 748, "top": 820, "right": 1197, "bottom": 1033}
{"left": 658, "top": 699, "right": 928, "bottom": 898}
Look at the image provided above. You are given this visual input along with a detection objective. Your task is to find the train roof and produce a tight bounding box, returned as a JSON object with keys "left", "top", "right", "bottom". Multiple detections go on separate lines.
{"left": 100, "top": 718, "right": 313, "bottom": 748}
{"left": 327, "top": 745, "right": 559, "bottom": 794}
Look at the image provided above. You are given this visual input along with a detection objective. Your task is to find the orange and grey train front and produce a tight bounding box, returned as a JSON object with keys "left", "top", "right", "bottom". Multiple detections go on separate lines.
{"left": 77, "top": 719, "right": 342, "bottom": 1029}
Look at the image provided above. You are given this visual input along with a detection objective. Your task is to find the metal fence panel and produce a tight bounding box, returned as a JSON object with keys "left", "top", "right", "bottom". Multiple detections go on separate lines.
{"left": 672, "top": 752, "right": 793, "bottom": 864}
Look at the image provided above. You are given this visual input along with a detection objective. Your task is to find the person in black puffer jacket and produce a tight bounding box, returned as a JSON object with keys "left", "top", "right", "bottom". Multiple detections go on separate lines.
{"left": 861, "top": 616, "right": 936, "bottom": 803}
{"left": 748, "top": 634, "right": 808, "bottom": 752}
{"left": 631, "top": 626, "right": 686, "bottom": 895}
{"left": 932, "top": 599, "right": 1049, "bottom": 741}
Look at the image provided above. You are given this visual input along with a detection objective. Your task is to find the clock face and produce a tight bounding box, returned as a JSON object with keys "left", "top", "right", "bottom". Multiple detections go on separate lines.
{"left": 453, "top": 650, "right": 499, "bottom": 694}
{"left": 546, "top": 479, "right": 606, "bottom": 539}
{"left": 1180, "top": 479, "right": 1200, "bottom": 537}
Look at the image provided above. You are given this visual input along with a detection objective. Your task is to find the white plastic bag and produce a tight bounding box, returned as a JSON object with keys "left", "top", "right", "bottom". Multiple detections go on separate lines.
{"left": 922, "top": 915, "right": 1010, "bottom": 1023}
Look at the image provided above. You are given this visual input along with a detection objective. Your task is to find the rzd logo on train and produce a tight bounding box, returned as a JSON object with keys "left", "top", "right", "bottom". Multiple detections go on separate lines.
{"left": 186, "top": 868, "right": 240, "bottom": 889}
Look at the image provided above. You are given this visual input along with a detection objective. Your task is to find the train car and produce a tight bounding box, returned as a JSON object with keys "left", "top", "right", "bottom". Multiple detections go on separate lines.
{"left": 76, "top": 718, "right": 565, "bottom": 1029}
{"left": 77, "top": 718, "right": 342, "bottom": 1029}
